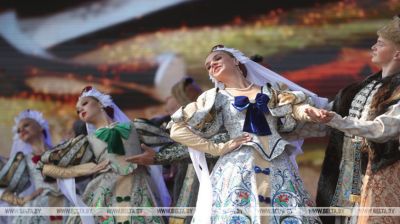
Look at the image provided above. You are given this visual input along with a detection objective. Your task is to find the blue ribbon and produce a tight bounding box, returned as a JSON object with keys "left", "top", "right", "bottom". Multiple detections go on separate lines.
{"left": 232, "top": 93, "right": 272, "bottom": 136}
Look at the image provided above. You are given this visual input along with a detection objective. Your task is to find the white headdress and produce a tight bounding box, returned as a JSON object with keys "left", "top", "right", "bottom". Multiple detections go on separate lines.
{"left": 78, "top": 86, "right": 131, "bottom": 134}
{"left": 79, "top": 87, "right": 113, "bottom": 108}
{"left": 191, "top": 46, "right": 328, "bottom": 223}
{"left": 10, "top": 109, "right": 52, "bottom": 156}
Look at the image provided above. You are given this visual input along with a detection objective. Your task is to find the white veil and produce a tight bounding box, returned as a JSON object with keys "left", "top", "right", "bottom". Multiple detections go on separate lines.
{"left": 190, "top": 46, "right": 328, "bottom": 223}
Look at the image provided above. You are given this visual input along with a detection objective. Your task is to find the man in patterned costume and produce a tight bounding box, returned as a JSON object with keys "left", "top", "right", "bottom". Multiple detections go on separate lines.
{"left": 311, "top": 16, "right": 400, "bottom": 224}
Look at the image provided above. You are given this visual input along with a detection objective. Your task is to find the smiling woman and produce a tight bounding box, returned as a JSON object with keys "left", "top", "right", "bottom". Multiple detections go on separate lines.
{"left": 169, "top": 45, "right": 328, "bottom": 224}
{"left": 16, "top": 118, "right": 44, "bottom": 143}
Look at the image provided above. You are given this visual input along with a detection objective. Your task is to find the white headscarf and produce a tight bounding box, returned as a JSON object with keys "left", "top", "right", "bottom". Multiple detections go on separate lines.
{"left": 190, "top": 46, "right": 328, "bottom": 223}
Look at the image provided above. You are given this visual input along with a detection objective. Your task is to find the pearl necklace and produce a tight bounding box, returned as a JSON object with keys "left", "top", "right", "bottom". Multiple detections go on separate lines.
{"left": 225, "top": 83, "right": 254, "bottom": 91}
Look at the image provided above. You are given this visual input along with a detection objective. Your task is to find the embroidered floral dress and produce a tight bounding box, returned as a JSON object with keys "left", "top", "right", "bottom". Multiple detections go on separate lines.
{"left": 134, "top": 118, "right": 228, "bottom": 224}
{"left": 170, "top": 85, "right": 322, "bottom": 224}
{"left": 40, "top": 122, "right": 164, "bottom": 224}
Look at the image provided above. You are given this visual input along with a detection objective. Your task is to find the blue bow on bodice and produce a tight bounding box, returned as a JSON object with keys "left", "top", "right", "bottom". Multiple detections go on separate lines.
{"left": 232, "top": 93, "right": 272, "bottom": 136}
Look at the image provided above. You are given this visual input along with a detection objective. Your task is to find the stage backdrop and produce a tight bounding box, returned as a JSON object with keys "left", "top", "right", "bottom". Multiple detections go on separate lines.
{"left": 0, "top": 0, "right": 398, "bottom": 198}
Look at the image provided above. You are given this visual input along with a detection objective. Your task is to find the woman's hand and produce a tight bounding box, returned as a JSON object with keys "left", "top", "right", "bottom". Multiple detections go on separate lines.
{"left": 305, "top": 107, "right": 335, "bottom": 123}
{"left": 90, "top": 159, "right": 110, "bottom": 175}
{"left": 125, "top": 144, "right": 156, "bottom": 165}
{"left": 22, "top": 188, "right": 44, "bottom": 204}
{"left": 225, "top": 133, "right": 252, "bottom": 152}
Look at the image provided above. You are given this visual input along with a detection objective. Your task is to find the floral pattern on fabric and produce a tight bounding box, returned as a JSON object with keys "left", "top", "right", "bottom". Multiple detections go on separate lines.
{"left": 48, "top": 123, "right": 165, "bottom": 224}
{"left": 177, "top": 86, "right": 321, "bottom": 224}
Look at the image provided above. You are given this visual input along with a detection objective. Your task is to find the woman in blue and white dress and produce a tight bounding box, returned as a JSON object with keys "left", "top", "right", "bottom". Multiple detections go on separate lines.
{"left": 169, "top": 45, "right": 327, "bottom": 224}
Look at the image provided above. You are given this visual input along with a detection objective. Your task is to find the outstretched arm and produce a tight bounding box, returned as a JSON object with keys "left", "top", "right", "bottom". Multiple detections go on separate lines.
{"left": 305, "top": 103, "right": 400, "bottom": 143}
{"left": 41, "top": 160, "right": 109, "bottom": 179}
